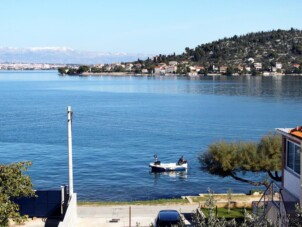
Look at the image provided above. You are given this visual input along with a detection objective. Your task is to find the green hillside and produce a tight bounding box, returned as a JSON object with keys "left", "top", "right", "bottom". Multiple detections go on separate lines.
{"left": 151, "top": 28, "right": 302, "bottom": 68}
{"left": 136, "top": 28, "right": 302, "bottom": 74}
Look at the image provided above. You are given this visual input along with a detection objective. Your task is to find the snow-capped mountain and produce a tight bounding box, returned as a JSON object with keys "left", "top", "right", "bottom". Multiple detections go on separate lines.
{"left": 0, "top": 47, "right": 151, "bottom": 64}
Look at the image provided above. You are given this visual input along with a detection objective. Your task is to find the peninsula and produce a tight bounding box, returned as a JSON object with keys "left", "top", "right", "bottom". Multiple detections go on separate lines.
{"left": 58, "top": 28, "right": 302, "bottom": 77}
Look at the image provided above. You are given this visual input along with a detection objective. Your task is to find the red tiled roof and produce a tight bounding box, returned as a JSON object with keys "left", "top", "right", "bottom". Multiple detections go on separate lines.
{"left": 290, "top": 131, "right": 302, "bottom": 139}
{"left": 290, "top": 126, "right": 302, "bottom": 139}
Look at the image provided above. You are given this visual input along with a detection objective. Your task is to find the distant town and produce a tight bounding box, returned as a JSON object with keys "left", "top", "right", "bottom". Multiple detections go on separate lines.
{"left": 0, "top": 63, "right": 67, "bottom": 70}
{"left": 57, "top": 58, "right": 301, "bottom": 77}
{"left": 2, "top": 59, "right": 301, "bottom": 77}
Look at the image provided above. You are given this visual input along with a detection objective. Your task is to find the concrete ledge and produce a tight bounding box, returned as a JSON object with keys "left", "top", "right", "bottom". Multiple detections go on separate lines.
{"left": 58, "top": 193, "right": 77, "bottom": 227}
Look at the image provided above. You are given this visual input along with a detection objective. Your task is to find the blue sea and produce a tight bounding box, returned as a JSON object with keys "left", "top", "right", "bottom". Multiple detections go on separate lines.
{"left": 0, "top": 71, "right": 302, "bottom": 201}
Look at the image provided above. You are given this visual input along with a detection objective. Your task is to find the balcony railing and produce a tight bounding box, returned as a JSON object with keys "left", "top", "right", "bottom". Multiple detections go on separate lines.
{"left": 254, "top": 181, "right": 289, "bottom": 226}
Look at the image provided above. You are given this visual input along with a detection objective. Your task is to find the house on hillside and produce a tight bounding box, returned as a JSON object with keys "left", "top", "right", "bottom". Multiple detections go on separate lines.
{"left": 211, "top": 65, "right": 219, "bottom": 73}
{"left": 134, "top": 63, "right": 142, "bottom": 69}
{"left": 194, "top": 66, "right": 204, "bottom": 72}
{"left": 292, "top": 64, "right": 300, "bottom": 69}
{"left": 254, "top": 63, "right": 262, "bottom": 70}
{"left": 104, "top": 65, "right": 112, "bottom": 71}
{"left": 165, "top": 66, "right": 177, "bottom": 74}
{"left": 169, "top": 61, "right": 178, "bottom": 66}
{"left": 255, "top": 126, "right": 301, "bottom": 226}
{"left": 125, "top": 64, "right": 133, "bottom": 71}
{"left": 276, "top": 62, "right": 282, "bottom": 70}
{"left": 154, "top": 66, "right": 165, "bottom": 75}
{"left": 94, "top": 64, "right": 104, "bottom": 69}
{"left": 219, "top": 66, "right": 227, "bottom": 74}
{"left": 141, "top": 69, "right": 148, "bottom": 74}
{"left": 245, "top": 66, "right": 251, "bottom": 72}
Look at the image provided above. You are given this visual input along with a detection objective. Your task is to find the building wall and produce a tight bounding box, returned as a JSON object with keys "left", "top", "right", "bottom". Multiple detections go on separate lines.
{"left": 266, "top": 204, "right": 280, "bottom": 227}
{"left": 284, "top": 169, "right": 300, "bottom": 199}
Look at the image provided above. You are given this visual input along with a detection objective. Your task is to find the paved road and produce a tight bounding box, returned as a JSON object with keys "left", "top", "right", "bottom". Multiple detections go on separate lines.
{"left": 22, "top": 204, "right": 198, "bottom": 227}
{"left": 77, "top": 204, "right": 198, "bottom": 227}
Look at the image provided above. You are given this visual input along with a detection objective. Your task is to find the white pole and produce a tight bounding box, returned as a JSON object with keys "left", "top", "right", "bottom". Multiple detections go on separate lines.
{"left": 67, "top": 106, "right": 74, "bottom": 195}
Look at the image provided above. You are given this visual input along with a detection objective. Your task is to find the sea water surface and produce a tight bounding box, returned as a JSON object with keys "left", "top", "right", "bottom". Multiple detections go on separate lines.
{"left": 0, "top": 71, "right": 302, "bottom": 201}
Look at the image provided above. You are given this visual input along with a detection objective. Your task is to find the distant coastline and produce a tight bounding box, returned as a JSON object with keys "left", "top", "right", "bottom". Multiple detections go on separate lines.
{"left": 81, "top": 72, "right": 141, "bottom": 76}
{"left": 65, "top": 72, "right": 302, "bottom": 77}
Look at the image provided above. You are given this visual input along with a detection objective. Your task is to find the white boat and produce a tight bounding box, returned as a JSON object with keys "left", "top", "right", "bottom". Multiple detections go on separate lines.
{"left": 149, "top": 155, "right": 188, "bottom": 172}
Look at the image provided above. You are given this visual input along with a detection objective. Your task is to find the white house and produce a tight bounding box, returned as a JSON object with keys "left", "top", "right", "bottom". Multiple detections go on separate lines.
{"left": 219, "top": 66, "right": 228, "bottom": 74}
{"left": 134, "top": 63, "right": 142, "bottom": 69}
{"left": 276, "top": 127, "right": 301, "bottom": 201}
{"left": 212, "top": 65, "right": 219, "bottom": 72}
{"left": 104, "top": 65, "right": 112, "bottom": 71}
{"left": 141, "top": 69, "right": 148, "bottom": 74}
{"left": 276, "top": 62, "right": 282, "bottom": 70}
{"left": 125, "top": 64, "right": 133, "bottom": 71}
{"left": 255, "top": 126, "right": 301, "bottom": 226}
{"left": 194, "top": 66, "right": 204, "bottom": 72}
{"left": 154, "top": 66, "right": 165, "bottom": 75}
{"left": 254, "top": 63, "right": 262, "bottom": 70}
{"left": 94, "top": 64, "right": 104, "bottom": 68}
{"left": 245, "top": 66, "right": 251, "bottom": 72}
{"left": 165, "top": 66, "right": 177, "bottom": 74}
{"left": 169, "top": 61, "right": 178, "bottom": 66}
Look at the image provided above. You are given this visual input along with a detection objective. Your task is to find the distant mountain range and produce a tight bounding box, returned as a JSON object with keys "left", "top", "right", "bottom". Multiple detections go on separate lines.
{"left": 0, "top": 47, "right": 151, "bottom": 64}
{"left": 2, "top": 28, "right": 302, "bottom": 67}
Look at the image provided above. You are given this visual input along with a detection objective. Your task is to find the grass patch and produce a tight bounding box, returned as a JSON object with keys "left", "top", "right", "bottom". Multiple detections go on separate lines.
{"left": 191, "top": 194, "right": 251, "bottom": 203}
{"left": 78, "top": 198, "right": 189, "bottom": 206}
{"left": 201, "top": 207, "right": 252, "bottom": 219}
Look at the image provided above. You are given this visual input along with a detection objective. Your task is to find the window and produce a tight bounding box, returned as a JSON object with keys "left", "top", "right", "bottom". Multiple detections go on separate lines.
{"left": 286, "top": 140, "right": 300, "bottom": 175}
{"left": 287, "top": 141, "right": 294, "bottom": 169}
{"left": 294, "top": 144, "right": 300, "bottom": 174}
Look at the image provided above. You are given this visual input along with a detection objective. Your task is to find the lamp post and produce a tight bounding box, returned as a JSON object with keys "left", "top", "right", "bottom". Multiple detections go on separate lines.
{"left": 67, "top": 106, "right": 74, "bottom": 196}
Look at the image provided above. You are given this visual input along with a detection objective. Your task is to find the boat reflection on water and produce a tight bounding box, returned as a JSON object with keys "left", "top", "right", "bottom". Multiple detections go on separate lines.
{"left": 150, "top": 170, "right": 188, "bottom": 180}
{"left": 150, "top": 170, "right": 188, "bottom": 178}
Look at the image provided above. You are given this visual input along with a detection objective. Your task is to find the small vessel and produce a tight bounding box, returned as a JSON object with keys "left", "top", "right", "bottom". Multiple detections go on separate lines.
{"left": 149, "top": 155, "right": 188, "bottom": 172}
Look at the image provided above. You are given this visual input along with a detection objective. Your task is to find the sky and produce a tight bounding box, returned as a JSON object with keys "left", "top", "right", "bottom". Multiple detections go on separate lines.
{"left": 1, "top": 0, "right": 302, "bottom": 55}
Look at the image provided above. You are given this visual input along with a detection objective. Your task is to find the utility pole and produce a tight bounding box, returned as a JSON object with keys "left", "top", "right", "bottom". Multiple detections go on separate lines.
{"left": 129, "top": 206, "right": 131, "bottom": 227}
{"left": 67, "top": 106, "right": 74, "bottom": 196}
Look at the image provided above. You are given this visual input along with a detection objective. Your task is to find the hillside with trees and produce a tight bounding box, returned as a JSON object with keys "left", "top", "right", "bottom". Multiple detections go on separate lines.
{"left": 180, "top": 28, "right": 302, "bottom": 66}
{"left": 140, "top": 28, "right": 302, "bottom": 74}
{"left": 59, "top": 28, "right": 302, "bottom": 75}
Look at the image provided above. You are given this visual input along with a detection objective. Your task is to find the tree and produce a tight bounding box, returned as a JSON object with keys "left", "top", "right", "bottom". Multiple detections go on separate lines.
{"left": 77, "top": 65, "right": 90, "bottom": 74}
{"left": 0, "top": 162, "right": 35, "bottom": 226}
{"left": 199, "top": 133, "right": 282, "bottom": 187}
{"left": 226, "top": 66, "right": 234, "bottom": 76}
{"left": 251, "top": 68, "right": 257, "bottom": 76}
{"left": 58, "top": 67, "right": 67, "bottom": 75}
{"left": 134, "top": 68, "right": 141, "bottom": 74}
{"left": 114, "top": 66, "right": 125, "bottom": 72}
{"left": 204, "top": 69, "right": 208, "bottom": 76}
